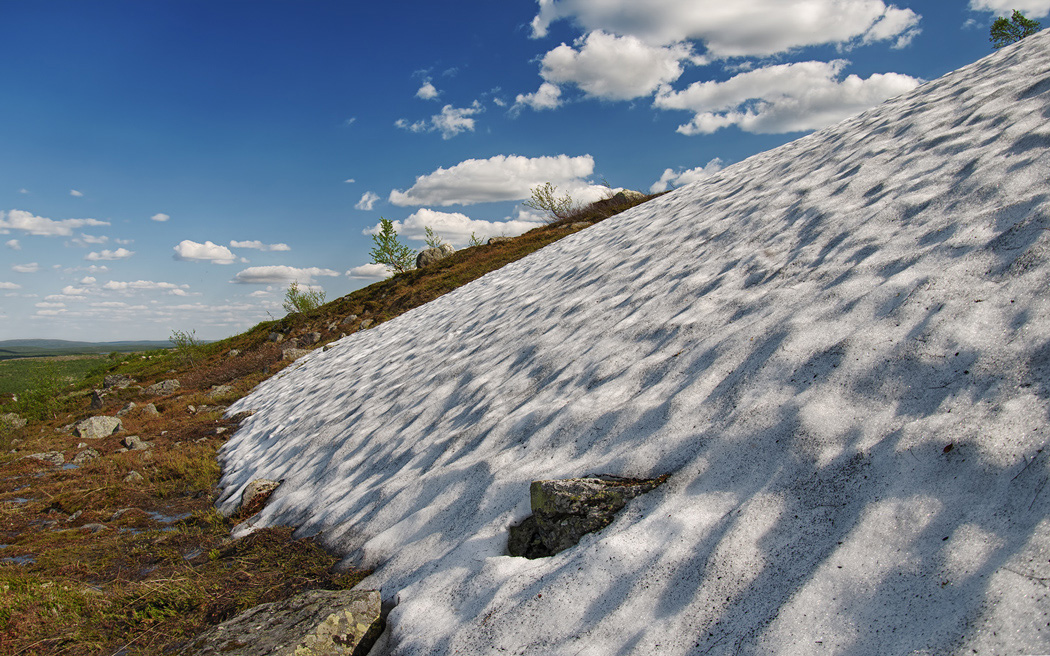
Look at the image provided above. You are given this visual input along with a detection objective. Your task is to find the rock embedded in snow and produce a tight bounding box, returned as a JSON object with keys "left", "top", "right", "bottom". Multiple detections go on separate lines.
{"left": 219, "top": 34, "right": 1050, "bottom": 656}
{"left": 509, "top": 476, "right": 666, "bottom": 558}
{"left": 75, "top": 416, "right": 122, "bottom": 440}
{"left": 231, "top": 478, "right": 282, "bottom": 518}
{"left": 181, "top": 589, "right": 382, "bottom": 656}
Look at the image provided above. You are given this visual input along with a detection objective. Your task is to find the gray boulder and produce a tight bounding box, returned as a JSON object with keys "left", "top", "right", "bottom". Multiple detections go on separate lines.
{"left": 340, "top": 314, "right": 358, "bottom": 325}
{"left": 611, "top": 189, "right": 646, "bottom": 204}
{"left": 73, "top": 449, "right": 100, "bottom": 465}
{"left": 206, "top": 385, "right": 233, "bottom": 400}
{"left": 89, "top": 390, "right": 106, "bottom": 409}
{"left": 181, "top": 589, "right": 382, "bottom": 656}
{"left": 268, "top": 332, "right": 285, "bottom": 343}
{"left": 123, "top": 470, "right": 143, "bottom": 483}
{"left": 359, "top": 319, "right": 373, "bottom": 330}
{"left": 488, "top": 236, "right": 512, "bottom": 245}
{"left": 509, "top": 475, "right": 666, "bottom": 558}
{"left": 416, "top": 243, "right": 455, "bottom": 268}
{"left": 75, "top": 416, "right": 123, "bottom": 440}
{"left": 103, "top": 374, "right": 134, "bottom": 390}
{"left": 145, "top": 379, "right": 180, "bottom": 396}
{"left": 303, "top": 331, "right": 322, "bottom": 346}
{"left": 0, "top": 413, "right": 27, "bottom": 431}
{"left": 282, "top": 348, "right": 311, "bottom": 361}
{"left": 143, "top": 403, "right": 160, "bottom": 416}
{"left": 123, "top": 436, "right": 151, "bottom": 451}
{"left": 116, "top": 402, "right": 137, "bottom": 417}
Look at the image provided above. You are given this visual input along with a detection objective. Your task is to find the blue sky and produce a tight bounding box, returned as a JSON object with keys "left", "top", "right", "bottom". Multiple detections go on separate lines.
{"left": 0, "top": 0, "right": 1041, "bottom": 342}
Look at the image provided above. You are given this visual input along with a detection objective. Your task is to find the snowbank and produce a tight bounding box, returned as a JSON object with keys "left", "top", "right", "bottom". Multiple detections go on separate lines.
{"left": 220, "top": 33, "right": 1050, "bottom": 655}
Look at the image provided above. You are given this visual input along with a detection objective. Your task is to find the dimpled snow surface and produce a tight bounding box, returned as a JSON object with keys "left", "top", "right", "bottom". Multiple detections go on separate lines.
{"left": 219, "top": 33, "right": 1050, "bottom": 656}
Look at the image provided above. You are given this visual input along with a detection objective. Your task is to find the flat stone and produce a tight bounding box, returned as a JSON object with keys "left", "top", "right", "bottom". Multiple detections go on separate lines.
{"left": 24, "top": 451, "right": 64, "bottom": 466}
{"left": 75, "top": 416, "right": 123, "bottom": 440}
{"left": 116, "top": 402, "right": 137, "bottom": 417}
{"left": 123, "top": 436, "right": 152, "bottom": 451}
{"left": 181, "top": 589, "right": 382, "bottom": 656}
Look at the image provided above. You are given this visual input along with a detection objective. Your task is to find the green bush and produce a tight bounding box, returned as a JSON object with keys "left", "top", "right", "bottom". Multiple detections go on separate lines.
{"left": 283, "top": 281, "right": 326, "bottom": 315}
{"left": 523, "top": 182, "right": 579, "bottom": 223}
{"left": 170, "top": 329, "right": 203, "bottom": 367}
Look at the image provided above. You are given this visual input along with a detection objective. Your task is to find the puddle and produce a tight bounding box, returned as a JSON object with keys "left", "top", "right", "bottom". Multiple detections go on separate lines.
{"left": 3, "top": 498, "right": 31, "bottom": 504}
{"left": 61, "top": 464, "right": 78, "bottom": 470}
{"left": 182, "top": 548, "right": 203, "bottom": 561}
{"left": 148, "top": 511, "right": 191, "bottom": 524}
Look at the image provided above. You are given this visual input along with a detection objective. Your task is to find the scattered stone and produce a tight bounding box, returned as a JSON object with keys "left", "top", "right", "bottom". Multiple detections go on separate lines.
{"left": 123, "top": 470, "right": 143, "bottom": 483}
{"left": 77, "top": 442, "right": 87, "bottom": 449}
{"left": 508, "top": 475, "right": 667, "bottom": 558}
{"left": 187, "top": 405, "right": 196, "bottom": 414}
{"left": 322, "top": 344, "right": 334, "bottom": 352}
{"left": 569, "top": 221, "right": 593, "bottom": 230}
{"left": 416, "top": 243, "right": 455, "bottom": 268}
{"left": 24, "top": 451, "right": 65, "bottom": 466}
{"left": 285, "top": 338, "right": 299, "bottom": 349}
{"left": 80, "top": 523, "right": 107, "bottom": 533}
{"left": 341, "top": 314, "right": 358, "bottom": 325}
{"left": 359, "top": 319, "right": 373, "bottom": 330}
{"left": 0, "top": 413, "right": 27, "bottom": 431}
{"left": 234, "top": 479, "right": 282, "bottom": 517}
{"left": 110, "top": 508, "right": 133, "bottom": 520}
{"left": 116, "top": 402, "right": 137, "bottom": 417}
{"left": 282, "top": 348, "right": 311, "bottom": 361}
{"left": 488, "top": 236, "right": 512, "bottom": 245}
{"left": 303, "top": 331, "right": 322, "bottom": 345}
{"left": 89, "top": 390, "right": 106, "bottom": 409}
{"left": 115, "top": 448, "right": 128, "bottom": 454}
{"left": 103, "top": 374, "right": 134, "bottom": 390}
{"left": 66, "top": 510, "right": 83, "bottom": 522}
{"left": 181, "top": 589, "right": 382, "bottom": 656}
{"left": 227, "top": 349, "right": 241, "bottom": 357}
{"left": 123, "top": 436, "right": 152, "bottom": 451}
{"left": 75, "top": 416, "right": 123, "bottom": 440}
{"left": 214, "top": 426, "right": 228, "bottom": 435}
{"left": 207, "top": 385, "right": 233, "bottom": 400}
{"left": 145, "top": 379, "right": 180, "bottom": 396}
{"left": 143, "top": 403, "right": 160, "bottom": 417}
{"left": 73, "top": 449, "right": 100, "bottom": 465}
{"left": 268, "top": 332, "right": 285, "bottom": 343}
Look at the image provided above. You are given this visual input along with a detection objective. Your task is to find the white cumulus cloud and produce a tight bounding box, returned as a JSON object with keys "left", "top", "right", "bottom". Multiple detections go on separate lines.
{"left": 654, "top": 59, "right": 921, "bottom": 134}
{"left": 0, "top": 210, "right": 109, "bottom": 237}
{"left": 70, "top": 189, "right": 84, "bottom": 197}
{"left": 173, "top": 240, "right": 237, "bottom": 264}
{"left": 12, "top": 263, "right": 40, "bottom": 273}
{"left": 417, "top": 81, "right": 440, "bottom": 100}
{"left": 651, "top": 158, "right": 724, "bottom": 192}
{"left": 389, "top": 154, "right": 603, "bottom": 207}
{"left": 151, "top": 213, "right": 170, "bottom": 222}
{"left": 0, "top": 282, "right": 21, "bottom": 290}
{"left": 530, "top": 0, "right": 921, "bottom": 57}
{"left": 356, "top": 191, "right": 381, "bottom": 211}
{"left": 230, "top": 240, "right": 291, "bottom": 252}
{"left": 514, "top": 82, "right": 564, "bottom": 112}
{"left": 232, "top": 265, "right": 340, "bottom": 285}
{"left": 103, "top": 280, "right": 188, "bottom": 294}
{"left": 346, "top": 263, "right": 394, "bottom": 280}
{"left": 365, "top": 208, "right": 546, "bottom": 247}
{"left": 969, "top": 0, "right": 1050, "bottom": 17}
{"left": 396, "top": 102, "right": 483, "bottom": 139}
{"left": 540, "top": 31, "right": 691, "bottom": 100}
{"left": 85, "top": 248, "right": 135, "bottom": 261}
{"left": 5, "top": 239, "right": 19, "bottom": 250}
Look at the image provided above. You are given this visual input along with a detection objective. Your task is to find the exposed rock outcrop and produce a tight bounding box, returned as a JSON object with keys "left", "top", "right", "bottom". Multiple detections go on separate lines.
{"left": 0, "top": 413, "right": 26, "bottom": 431}
{"left": 181, "top": 589, "right": 382, "bottom": 656}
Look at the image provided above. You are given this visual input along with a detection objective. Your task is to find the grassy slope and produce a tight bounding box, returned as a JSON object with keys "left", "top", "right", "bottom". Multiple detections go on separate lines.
{"left": 0, "top": 193, "right": 655, "bottom": 655}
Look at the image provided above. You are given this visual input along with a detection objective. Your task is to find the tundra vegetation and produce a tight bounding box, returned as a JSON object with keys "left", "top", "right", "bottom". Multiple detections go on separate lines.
{"left": 0, "top": 189, "right": 655, "bottom": 655}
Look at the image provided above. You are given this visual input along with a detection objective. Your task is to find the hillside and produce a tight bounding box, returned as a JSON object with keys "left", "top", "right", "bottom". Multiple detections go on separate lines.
{"left": 219, "top": 31, "right": 1050, "bottom": 655}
